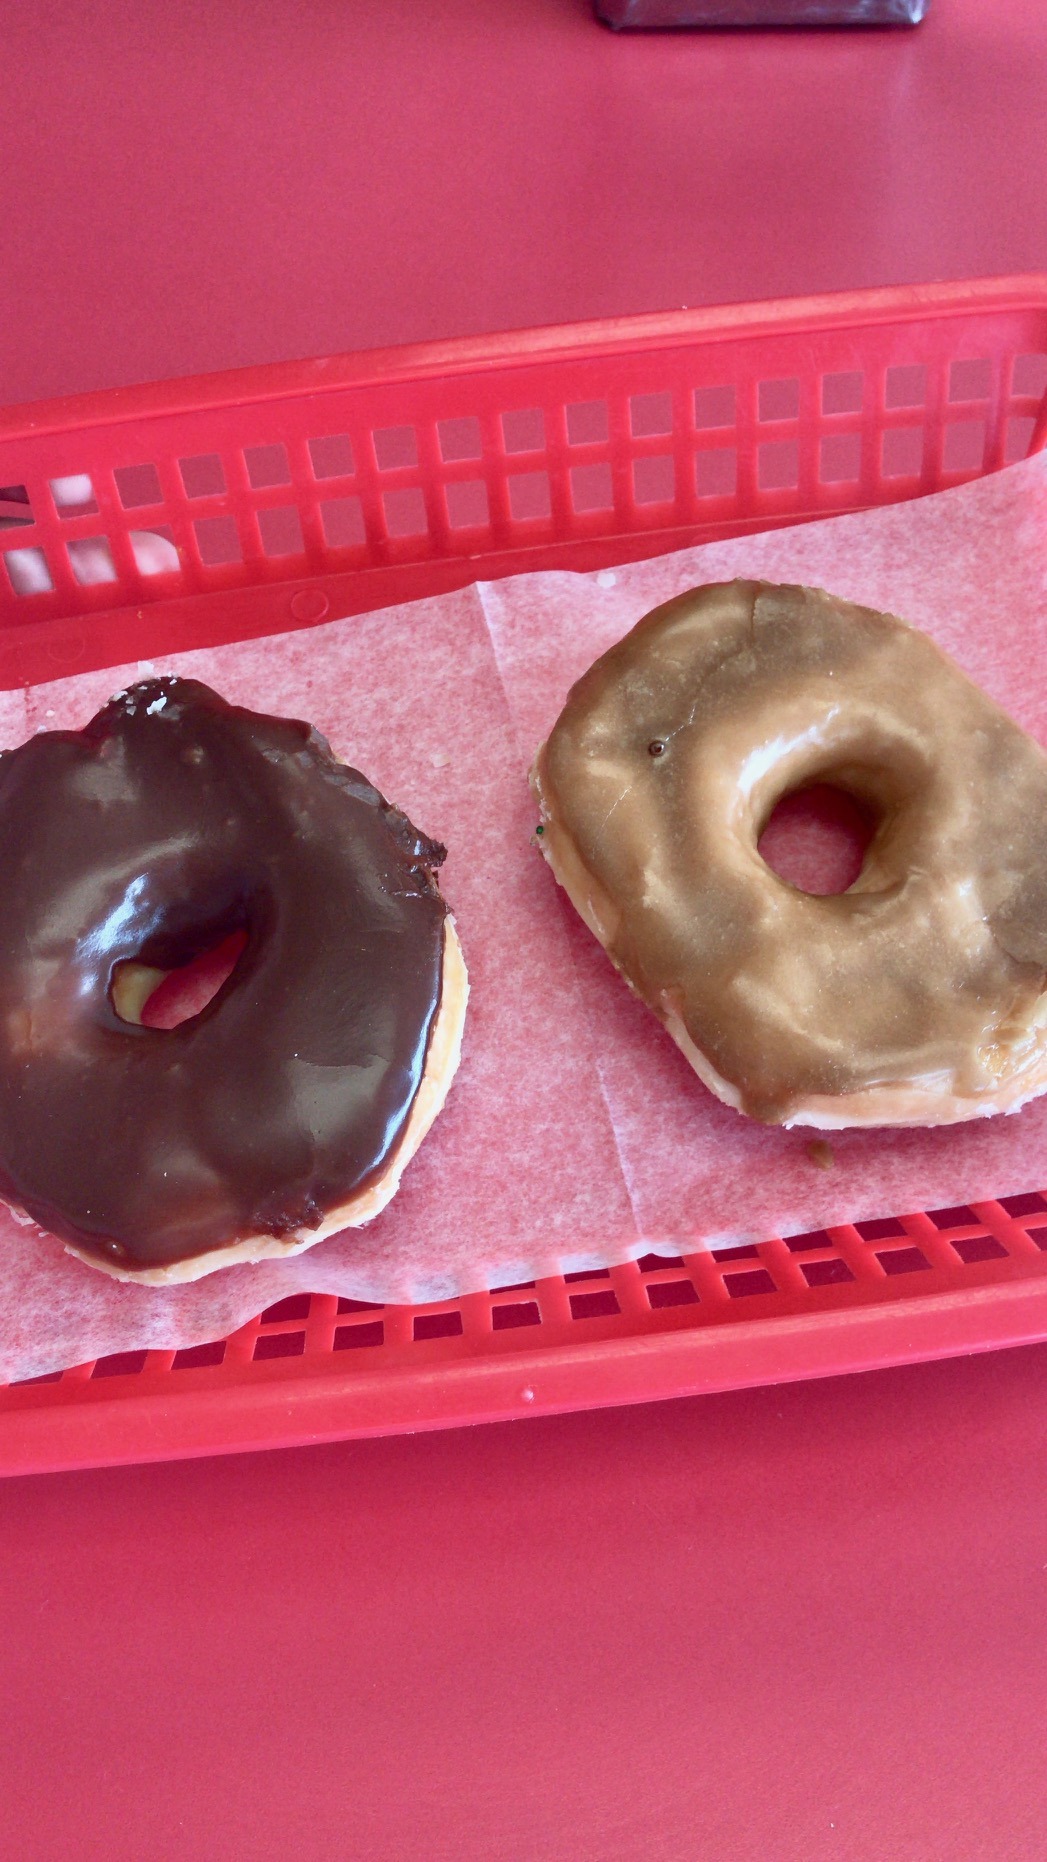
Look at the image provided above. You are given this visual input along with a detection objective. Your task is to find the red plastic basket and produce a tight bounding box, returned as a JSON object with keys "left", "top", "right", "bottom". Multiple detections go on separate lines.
{"left": 3, "top": 276, "right": 1047, "bottom": 1476}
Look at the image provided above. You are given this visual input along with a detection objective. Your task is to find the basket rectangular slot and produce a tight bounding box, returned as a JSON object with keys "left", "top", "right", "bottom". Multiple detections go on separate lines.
{"left": 882, "top": 428, "right": 924, "bottom": 478}
{"left": 445, "top": 480, "right": 490, "bottom": 529}
{"left": 508, "top": 471, "right": 552, "bottom": 522}
{"left": 1012, "top": 352, "right": 1047, "bottom": 397}
{"left": 194, "top": 515, "right": 242, "bottom": 566}
{"left": 91, "top": 1350, "right": 149, "bottom": 1379}
{"left": 253, "top": 1331, "right": 306, "bottom": 1361}
{"left": 321, "top": 496, "right": 366, "bottom": 550}
{"left": 180, "top": 454, "right": 226, "bottom": 499}
{"left": 501, "top": 408, "right": 545, "bottom": 454}
{"left": 0, "top": 481, "right": 32, "bottom": 516}
{"left": 382, "top": 487, "right": 428, "bottom": 539}
{"left": 114, "top": 464, "right": 164, "bottom": 510}
{"left": 413, "top": 1311, "right": 465, "bottom": 1341}
{"left": 884, "top": 364, "right": 927, "bottom": 409}
{"left": 1006, "top": 416, "right": 1038, "bottom": 462}
{"left": 800, "top": 1258, "right": 856, "bottom": 1288}
{"left": 927, "top": 1204, "right": 980, "bottom": 1230}
{"left": 570, "top": 462, "right": 613, "bottom": 513}
{"left": 952, "top": 1234, "right": 1008, "bottom": 1265}
{"left": 630, "top": 392, "right": 673, "bottom": 437}
{"left": 647, "top": 1279, "right": 699, "bottom": 1309}
{"left": 568, "top": 1289, "right": 621, "bottom": 1320}
{"left": 308, "top": 433, "right": 355, "bottom": 480}
{"left": 821, "top": 371, "right": 864, "bottom": 416}
{"left": 758, "top": 440, "right": 799, "bottom": 491}
{"left": 855, "top": 1216, "right": 907, "bottom": 1241}
{"left": 819, "top": 433, "right": 862, "bottom": 483}
{"left": 261, "top": 1294, "right": 312, "bottom": 1323}
{"left": 695, "top": 448, "right": 737, "bottom": 498}
{"left": 566, "top": 400, "right": 609, "bottom": 445}
{"left": 256, "top": 506, "right": 305, "bottom": 557}
{"left": 723, "top": 1268, "right": 777, "bottom": 1298}
{"left": 758, "top": 377, "right": 800, "bottom": 423}
{"left": 633, "top": 456, "right": 675, "bottom": 504}
{"left": 373, "top": 426, "right": 418, "bottom": 471}
{"left": 50, "top": 474, "right": 98, "bottom": 516}
{"left": 784, "top": 1229, "right": 836, "bottom": 1253}
{"left": 135, "top": 528, "right": 178, "bottom": 577}
{"left": 244, "top": 444, "right": 290, "bottom": 490}
{"left": 876, "top": 1246, "right": 931, "bottom": 1277}
{"left": 999, "top": 1192, "right": 1047, "bottom": 1216}
{"left": 949, "top": 357, "right": 992, "bottom": 402}
{"left": 68, "top": 538, "right": 117, "bottom": 585}
{"left": 694, "top": 384, "right": 736, "bottom": 429}
{"left": 438, "top": 417, "right": 483, "bottom": 462}
{"left": 172, "top": 1340, "right": 226, "bottom": 1370}
{"left": 491, "top": 1300, "right": 541, "bottom": 1330}
{"left": 2, "top": 545, "right": 54, "bottom": 596}
{"left": 942, "top": 420, "right": 986, "bottom": 473}
{"left": 333, "top": 1321, "right": 385, "bottom": 1351}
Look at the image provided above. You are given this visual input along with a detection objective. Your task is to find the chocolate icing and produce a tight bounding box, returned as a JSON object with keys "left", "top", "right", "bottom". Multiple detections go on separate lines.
{"left": 532, "top": 581, "right": 1047, "bottom": 1124}
{"left": 0, "top": 678, "right": 449, "bottom": 1269}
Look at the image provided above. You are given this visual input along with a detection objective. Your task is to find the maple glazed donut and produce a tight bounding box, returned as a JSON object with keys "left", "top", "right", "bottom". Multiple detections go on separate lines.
{"left": 531, "top": 580, "right": 1047, "bottom": 1128}
{"left": 0, "top": 678, "right": 468, "bottom": 1282}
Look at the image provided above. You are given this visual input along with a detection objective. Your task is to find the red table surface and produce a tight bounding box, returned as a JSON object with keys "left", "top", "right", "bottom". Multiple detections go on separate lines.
{"left": 4, "top": 3, "right": 1047, "bottom": 1858}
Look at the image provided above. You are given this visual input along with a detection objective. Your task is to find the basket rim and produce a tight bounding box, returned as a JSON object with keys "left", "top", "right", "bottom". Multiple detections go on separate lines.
{"left": 4, "top": 274, "right": 1046, "bottom": 446}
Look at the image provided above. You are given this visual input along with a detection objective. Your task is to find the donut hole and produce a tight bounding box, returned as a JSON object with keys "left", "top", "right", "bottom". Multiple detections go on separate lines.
{"left": 758, "top": 784, "right": 875, "bottom": 896}
{"left": 111, "top": 929, "right": 248, "bottom": 1029}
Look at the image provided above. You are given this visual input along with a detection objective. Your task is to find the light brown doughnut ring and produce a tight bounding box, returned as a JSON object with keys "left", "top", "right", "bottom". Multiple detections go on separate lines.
{"left": 531, "top": 580, "right": 1047, "bottom": 1128}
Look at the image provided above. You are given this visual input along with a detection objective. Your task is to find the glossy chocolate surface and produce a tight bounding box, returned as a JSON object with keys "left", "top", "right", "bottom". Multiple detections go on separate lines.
{"left": 0, "top": 679, "right": 448, "bottom": 1268}
{"left": 532, "top": 581, "right": 1047, "bottom": 1122}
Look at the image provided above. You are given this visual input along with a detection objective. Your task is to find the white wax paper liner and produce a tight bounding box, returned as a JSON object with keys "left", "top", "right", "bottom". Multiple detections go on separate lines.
{"left": 2, "top": 453, "right": 1046, "bottom": 1377}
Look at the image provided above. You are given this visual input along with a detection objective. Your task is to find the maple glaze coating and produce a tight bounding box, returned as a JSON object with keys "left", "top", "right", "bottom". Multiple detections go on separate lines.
{"left": 532, "top": 581, "right": 1047, "bottom": 1126}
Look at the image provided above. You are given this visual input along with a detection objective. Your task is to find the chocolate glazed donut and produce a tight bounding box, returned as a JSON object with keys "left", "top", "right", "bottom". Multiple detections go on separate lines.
{"left": 532, "top": 581, "right": 1047, "bottom": 1128}
{"left": 0, "top": 679, "right": 467, "bottom": 1280}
